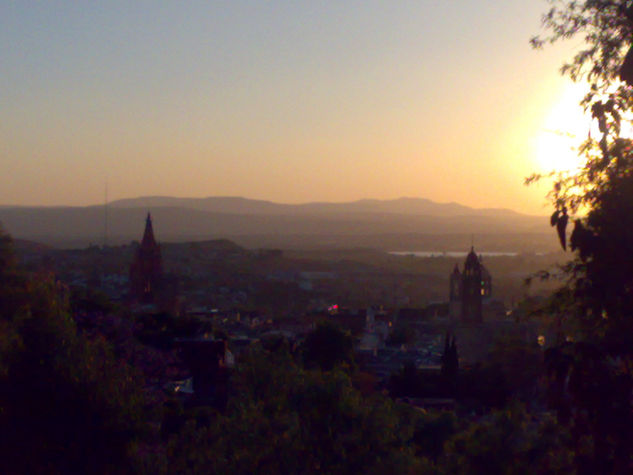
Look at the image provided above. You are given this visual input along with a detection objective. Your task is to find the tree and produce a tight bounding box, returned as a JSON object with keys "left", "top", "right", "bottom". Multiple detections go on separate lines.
{"left": 484, "top": 335, "right": 543, "bottom": 404}
{"left": 412, "top": 411, "right": 458, "bottom": 465}
{"left": 530, "top": 1, "right": 633, "bottom": 292}
{"left": 532, "top": 2, "right": 633, "bottom": 471}
{"left": 0, "top": 231, "right": 149, "bottom": 474}
{"left": 0, "top": 227, "right": 27, "bottom": 321}
{"left": 443, "top": 402, "right": 573, "bottom": 474}
{"left": 301, "top": 320, "right": 354, "bottom": 371}
{"left": 530, "top": 0, "right": 633, "bottom": 235}
{"left": 166, "top": 343, "right": 423, "bottom": 473}
{"left": 440, "top": 332, "right": 458, "bottom": 381}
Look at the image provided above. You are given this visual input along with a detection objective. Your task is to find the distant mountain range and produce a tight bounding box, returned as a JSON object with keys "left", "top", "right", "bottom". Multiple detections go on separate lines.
{"left": 108, "top": 196, "right": 526, "bottom": 218}
{"left": 0, "top": 196, "right": 554, "bottom": 251}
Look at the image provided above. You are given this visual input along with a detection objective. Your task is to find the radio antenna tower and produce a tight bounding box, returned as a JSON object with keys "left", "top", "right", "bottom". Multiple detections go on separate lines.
{"left": 104, "top": 181, "right": 109, "bottom": 248}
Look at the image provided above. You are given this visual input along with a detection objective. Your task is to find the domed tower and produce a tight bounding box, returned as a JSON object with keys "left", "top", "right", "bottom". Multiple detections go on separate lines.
{"left": 449, "top": 264, "right": 462, "bottom": 321}
{"left": 129, "top": 213, "right": 163, "bottom": 304}
{"left": 461, "top": 247, "right": 483, "bottom": 323}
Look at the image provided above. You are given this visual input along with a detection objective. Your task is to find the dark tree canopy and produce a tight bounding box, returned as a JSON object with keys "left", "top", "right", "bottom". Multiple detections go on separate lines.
{"left": 166, "top": 343, "right": 421, "bottom": 474}
{"left": 301, "top": 320, "right": 354, "bottom": 371}
{"left": 532, "top": 2, "right": 633, "bottom": 471}
{"left": 0, "top": 231, "right": 148, "bottom": 474}
{"left": 530, "top": 0, "right": 633, "bottom": 214}
{"left": 531, "top": 0, "right": 633, "bottom": 335}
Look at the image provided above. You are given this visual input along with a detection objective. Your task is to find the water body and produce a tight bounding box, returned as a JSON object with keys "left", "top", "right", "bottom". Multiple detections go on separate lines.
{"left": 389, "top": 251, "right": 519, "bottom": 258}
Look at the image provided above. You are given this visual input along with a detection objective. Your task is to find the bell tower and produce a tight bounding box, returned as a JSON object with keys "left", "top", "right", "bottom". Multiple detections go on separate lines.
{"left": 460, "top": 247, "right": 483, "bottom": 323}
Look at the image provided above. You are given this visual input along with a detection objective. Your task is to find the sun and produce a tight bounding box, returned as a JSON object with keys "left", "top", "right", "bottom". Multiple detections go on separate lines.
{"left": 533, "top": 82, "right": 590, "bottom": 174}
{"left": 535, "top": 129, "right": 583, "bottom": 173}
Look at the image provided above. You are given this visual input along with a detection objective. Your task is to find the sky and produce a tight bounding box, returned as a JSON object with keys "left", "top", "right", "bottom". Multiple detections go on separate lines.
{"left": 1, "top": 1, "right": 593, "bottom": 214}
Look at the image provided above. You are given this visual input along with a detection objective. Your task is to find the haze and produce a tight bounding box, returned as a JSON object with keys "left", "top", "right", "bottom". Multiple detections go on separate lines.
{"left": 1, "top": 1, "right": 587, "bottom": 214}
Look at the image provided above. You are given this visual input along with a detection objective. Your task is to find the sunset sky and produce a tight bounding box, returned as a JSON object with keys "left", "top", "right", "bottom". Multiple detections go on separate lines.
{"left": 1, "top": 1, "right": 592, "bottom": 215}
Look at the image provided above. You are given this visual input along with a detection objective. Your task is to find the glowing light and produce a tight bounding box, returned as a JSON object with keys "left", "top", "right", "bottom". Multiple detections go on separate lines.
{"left": 535, "top": 130, "right": 583, "bottom": 172}
{"left": 533, "top": 83, "right": 591, "bottom": 173}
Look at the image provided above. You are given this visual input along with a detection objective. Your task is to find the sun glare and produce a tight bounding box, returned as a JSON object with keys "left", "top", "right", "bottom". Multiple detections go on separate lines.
{"left": 535, "top": 130, "right": 583, "bottom": 173}
{"left": 533, "top": 83, "right": 590, "bottom": 174}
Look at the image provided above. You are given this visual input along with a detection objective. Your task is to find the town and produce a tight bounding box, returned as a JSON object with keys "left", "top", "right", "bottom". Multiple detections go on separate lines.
{"left": 15, "top": 213, "right": 559, "bottom": 407}
{"left": 4, "top": 1, "right": 633, "bottom": 472}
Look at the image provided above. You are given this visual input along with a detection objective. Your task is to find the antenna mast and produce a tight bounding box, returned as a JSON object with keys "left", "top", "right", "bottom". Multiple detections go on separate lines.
{"left": 104, "top": 181, "right": 109, "bottom": 247}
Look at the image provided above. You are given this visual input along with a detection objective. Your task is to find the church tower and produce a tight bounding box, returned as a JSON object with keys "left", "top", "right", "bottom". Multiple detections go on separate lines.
{"left": 461, "top": 247, "right": 483, "bottom": 323}
{"left": 129, "top": 213, "right": 163, "bottom": 304}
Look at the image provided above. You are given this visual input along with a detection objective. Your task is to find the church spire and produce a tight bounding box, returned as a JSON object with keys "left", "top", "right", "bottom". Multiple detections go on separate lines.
{"left": 141, "top": 212, "right": 157, "bottom": 248}
{"left": 130, "top": 212, "right": 163, "bottom": 304}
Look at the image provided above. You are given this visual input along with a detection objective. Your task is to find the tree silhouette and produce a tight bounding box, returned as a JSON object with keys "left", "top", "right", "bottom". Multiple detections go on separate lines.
{"left": 441, "top": 332, "right": 458, "bottom": 381}
{"left": 0, "top": 229, "right": 148, "bottom": 474}
{"left": 532, "top": 2, "right": 633, "bottom": 471}
{"left": 301, "top": 321, "right": 354, "bottom": 371}
{"left": 166, "top": 343, "right": 421, "bottom": 473}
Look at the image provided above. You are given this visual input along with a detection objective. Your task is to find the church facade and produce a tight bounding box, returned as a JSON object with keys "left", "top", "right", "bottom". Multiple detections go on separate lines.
{"left": 449, "top": 247, "right": 492, "bottom": 324}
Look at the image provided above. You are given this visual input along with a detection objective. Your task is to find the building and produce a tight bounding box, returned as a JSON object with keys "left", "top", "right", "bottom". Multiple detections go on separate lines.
{"left": 129, "top": 213, "right": 164, "bottom": 304}
{"left": 448, "top": 247, "right": 492, "bottom": 323}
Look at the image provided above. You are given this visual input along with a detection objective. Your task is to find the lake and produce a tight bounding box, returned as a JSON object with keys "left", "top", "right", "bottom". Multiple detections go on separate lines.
{"left": 389, "top": 251, "right": 520, "bottom": 258}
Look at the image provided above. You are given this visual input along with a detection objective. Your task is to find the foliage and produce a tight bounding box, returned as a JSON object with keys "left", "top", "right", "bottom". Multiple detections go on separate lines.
{"left": 301, "top": 320, "right": 354, "bottom": 371}
{"left": 530, "top": 0, "right": 633, "bottom": 268}
{"left": 412, "top": 411, "right": 459, "bottom": 464}
{"left": 545, "top": 341, "right": 633, "bottom": 473}
{"left": 532, "top": 2, "right": 633, "bottom": 471}
{"left": 457, "top": 364, "right": 511, "bottom": 411}
{"left": 530, "top": 0, "right": 633, "bottom": 234}
{"left": 0, "top": 272, "right": 149, "bottom": 474}
{"left": 482, "top": 336, "right": 543, "bottom": 404}
{"left": 452, "top": 336, "right": 541, "bottom": 412}
{"left": 444, "top": 403, "right": 573, "bottom": 474}
{"left": 0, "top": 229, "right": 27, "bottom": 321}
{"left": 70, "top": 285, "right": 116, "bottom": 315}
{"left": 166, "top": 343, "right": 422, "bottom": 474}
{"left": 389, "top": 361, "right": 449, "bottom": 399}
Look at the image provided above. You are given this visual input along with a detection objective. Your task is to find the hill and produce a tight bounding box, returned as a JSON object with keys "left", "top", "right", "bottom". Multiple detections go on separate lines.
{"left": 0, "top": 196, "right": 553, "bottom": 251}
{"left": 108, "top": 196, "right": 527, "bottom": 217}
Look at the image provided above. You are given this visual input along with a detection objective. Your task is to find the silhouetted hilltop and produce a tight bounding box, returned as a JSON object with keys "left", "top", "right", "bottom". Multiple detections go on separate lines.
{"left": 0, "top": 197, "right": 553, "bottom": 250}
{"left": 12, "top": 238, "right": 52, "bottom": 253}
{"left": 109, "top": 196, "right": 527, "bottom": 217}
{"left": 162, "top": 239, "right": 245, "bottom": 253}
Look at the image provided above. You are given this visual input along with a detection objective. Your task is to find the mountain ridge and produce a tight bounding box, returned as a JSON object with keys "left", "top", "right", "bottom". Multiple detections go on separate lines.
{"left": 105, "top": 196, "right": 537, "bottom": 218}
{"left": 0, "top": 196, "right": 552, "bottom": 250}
